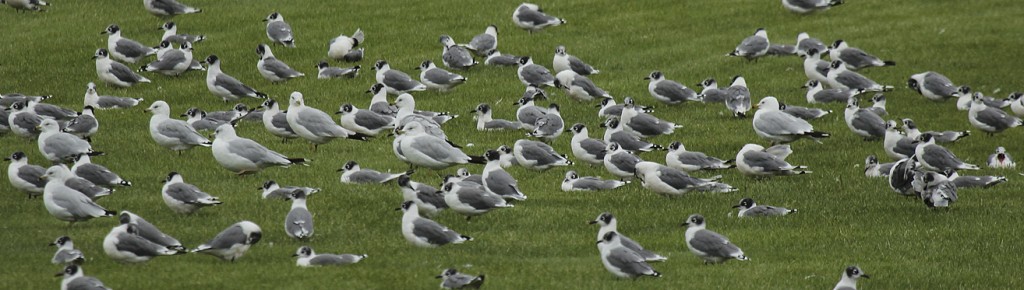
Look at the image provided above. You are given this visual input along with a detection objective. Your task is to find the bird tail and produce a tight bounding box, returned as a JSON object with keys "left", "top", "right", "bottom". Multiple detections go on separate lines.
{"left": 829, "top": 0, "right": 844, "bottom": 6}
{"left": 650, "top": 271, "right": 663, "bottom": 278}
{"left": 254, "top": 92, "right": 268, "bottom": 99}
{"left": 347, "top": 133, "right": 372, "bottom": 141}
{"left": 727, "top": 51, "right": 740, "bottom": 57}
{"left": 139, "top": 76, "right": 152, "bottom": 83}
{"left": 194, "top": 35, "right": 207, "bottom": 43}
{"left": 807, "top": 131, "right": 830, "bottom": 139}
{"left": 283, "top": 40, "right": 295, "bottom": 48}
{"left": 959, "top": 163, "right": 980, "bottom": 170}
{"left": 288, "top": 158, "right": 309, "bottom": 166}
{"left": 724, "top": 159, "right": 736, "bottom": 165}
{"left": 467, "top": 155, "right": 487, "bottom": 164}
{"left": 735, "top": 255, "right": 750, "bottom": 261}
{"left": 882, "top": 85, "right": 895, "bottom": 92}
{"left": 649, "top": 144, "right": 666, "bottom": 151}
{"left": 883, "top": 60, "right": 896, "bottom": 66}
{"left": 787, "top": 208, "right": 798, "bottom": 214}
{"left": 103, "top": 210, "right": 116, "bottom": 217}
{"left": 118, "top": 180, "right": 132, "bottom": 187}
{"left": 734, "top": 111, "right": 747, "bottom": 118}
{"left": 986, "top": 177, "right": 1008, "bottom": 188}
{"left": 87, "top": 151, "right": 105, "bottom": 157}
{"left": 199, "top": 141, "right": 213, "bottom": 147}
{"left": 460, "top": 235, "right": 474, "bottom": 242}
{"left": 138, "top": 65, "right": 150, "bottom": 73}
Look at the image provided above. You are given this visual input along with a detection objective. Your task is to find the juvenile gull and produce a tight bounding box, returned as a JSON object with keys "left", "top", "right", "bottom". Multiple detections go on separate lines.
{"left": 146, "top": 101, "right": 211, "bottom": 153}
{"left": 327, "top": 28, "right": 364, "bottom": 61}
{"left": 733, "top": 198, "right": 796, "bottom": 217}
{"left": 61, "top": 106, "right": 98, "bottom": 142}
{"left": 204, "top": 55, "right": 267, "bottom": 102}
{"left": 212, "top": 124, "right": 307, "bottom": 174}
{"left": 264, "top": 12, "right": 295, "bottom": 47}
{"left": 553, "top": 45, "right": 599, "bottom": 75}
{"left": 562, "top": 171, "right": 627, "bottom": 191}
{"left": 645, "top": 71, "right": 700, "bottom": 105}
{"left": 293, "top": 246, "right": 367, "bottom": 267}
{"left": 829, "top": 40, "right": 895, "bottom": 70}
{"left": 844, "top": 97, "right": 885, "bottom": 140}
{"left": 517, "top": 56, "right": 556, "bottom": 87}
{"left": 161, "top": 172, "right": 222, "bottom": 214}
{"left": 462, "top": 25, "right": 498, "bottom": 56}
{"left": 50, "top": 236, "right": 85, "bottom": 265}
{"left": 472, "top": 103, "right": 521, "bottom": 131}
{"left": 682, "top": 214, "right": 749, "bottom": 264}
{"left": 93, "top": 49, "right": 151, "bottom": 88}
{"left": 437, "top": 268, "right": 486, "bottom": 289}
{"left": 338, "top": 160, "right": 406, "bottom": 184}
{"left": 597, "top": 232, "right": 662, "bottom": 278}
{"left": 908, "top": 71, "right": 958, "bottom": 101}
{"left": 372, "top": 60, "right": 426, "bottom": 94}
{"left": 144, "top": 0, "right": 201, "bottom": 17}
{"left": 398, "top": 201, "right": 472, "bottom": 247}
{"left": 736, "top": 143, "right": 810, "bottom": 176}
{"left": 84, "top": 82, "right": 142, "bottom": 109}
{"left": 728, "top": 28, "right": 769, "bottom": 61}
{"left": 316, "top": 61, "right": 359, "bottom": 79}
{"left": 567, "top": 123, "right": 607, "bottom": 165}
{"left": 513, "top": 139, "right": 572, "bottom": 171}
{"left": 102, "top": 24, "right": 157, "bottom": 63}
{"left": 192, "top": 221, "right": 262, "bottom": 261}
{"left": 665, "top": 141, "right": 734, "bottom": 172}
{"left": 634, "top": 162, "right": 737, "bottom": 196}
{"left": 103, "top": 223, "right": 183, "bottom": 263}
{"left": 416, "top": 60, "right": 466, "bottom": 92}
{"left": 336, "top": 103, "right": 394, "bottom": 136}
{"left": 439, "top": 35, "right": 477, "bottom": 69}
{"left": 256, "top": 44, "right": 304, "bottom": 82}
{"left": 5, "top": 152, "right": 46, "bottom": 197}
{"left": 512, "top": 3, "right": 566, "bottom": 33}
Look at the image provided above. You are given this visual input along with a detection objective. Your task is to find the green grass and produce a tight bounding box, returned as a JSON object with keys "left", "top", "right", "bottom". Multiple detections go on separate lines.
{"left": 2, "top": 0, "right": 1023, "bottom": 289}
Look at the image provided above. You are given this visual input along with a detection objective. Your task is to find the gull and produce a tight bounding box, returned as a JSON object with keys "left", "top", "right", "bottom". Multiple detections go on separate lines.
{"left": 766, "top": 44, "right": 797, "bottom": 56}
{"left": 103, "top": 223, "right": 183, "bottom": 263}
{"left": 454, "top": 168, "right": 484, "bottom": 186}
{"left": 887, "top": 157, "right": 918, "bottom": 196}
{"left": 397, "top": 175, "right": 447, "bottom": 217}
{"left": 844, "top": 97, "right": 885, "bottom": 140}
{"left": 725, "top": 76, "right": 752, "bottom": 117}
{"left": 620, "top": 103, "right": 680, "bottom": 137}
{"left": 257, "top": 44, "right": 304, "bottom": 82}
{"left": 45, "top": 162, "right": 112, "bottom": 201}
{"left": 144, "top": 0, "right": 201, "bottom": 17}
{"left": 50, "top": 236, "right": 85, "bottom": 265}
{"left": 56, "top": 265, "right": 110, "bottom": 290}
{"left": 117, "top": 211, "right": 185, "bottom": 251}
{"left": 285, "top": 190, "right": 314, "bottom": 240}
{"left": 416, "top": 60, "right": 467, "bottom": 92}
{"left": 161, "top": 172, "right": 222, "bottom": 214}
{"left": 5, "top": 151, "right": 47, "bottom": 198}
{"left": 515, "top": 88, "right": 548, "bottom": 130}
{"left": 604, "top": 142, "right": 642, "bottom": 180}
{"left": 316, "top": 61, "right": 359, "bottom": 79}
{"left": 286, "top": 92, "right": 366, "bottom": 151}
{"left": 829, "top": 40, "right": 895, "bottom": 70}
{"left": 336, "top": 103, "right": 394, "bottom": 136}
{"left": 258, "top": 99, "right": 298, "bottom": 142}
{"left": 697, "top": 78, "right": 729, "bottom": 103}
{"left": 366, "top": 83, "right": 399, "bottom": 116}
{"left": 1010, "top": 92, "right": 1024, "bottom": 117}
{"left": 259, "top": 180, "right": 319, "bottom": 200}
{"left": 338, "top": 160, "right": 406, "bottom": 184}
{"left": 484, "top": 50, "right": 520, "bottom": 66}
{"left": 482, "top": 150, "right": 527, "bottom": 200}
{"left": 212, "top": 124, "right": 307, "bottom": 174}
{"left": 7, "top": 101, "right": 42, "bottom": 139}
{"left": 914, "top": 133, "right": 979, "bottom": 172}
{"left": 83, "top": 82, "right": 142, "bottom": 109}
{"left": 562, "top": 171, "right": 627, "bottom": 191}
{"left": 555, "top": 70, "right": 610, "bottom": 101}
{"left": 158, "top": 21, "right": 204, "bottom": 45}
{"left": 589, "top": 212, "right": 665, "bottom": 262}
{"left": 802, "top": 48, "right": 831, "bottom": 85}
{"left": 192, "top": 221, "right": 262, "bottom": 261}
{"left": 437, "top": 268, "right": 486, "bottom": 289}
{"left": 736, "top": 143, "right": 810, "bottom": 176}
{"left": 912, "top": 171, "right": 958, "bottom": 208}
{"left": 204, "top": 55, "right": 267, "bottom": 102}
{"left": 442, "top": 180, "right": 513, "bottom": 220}
{"left": 727, "top": 28, "right": 769, "bottom": 61}
{"left": 496, "top": 145, "right": 518, "bottom": 168}
{"left": 463, "top": 24, "right": 498, "bottom": 56}
{"left": 139, "top": 41, "right": 193, "bottom": 76}
{"left": 62, "top": 106, "right": 98, "bottom": 141}
{"left": 293, "top": 246, "right": 367, "bottom": 267}
{"left": 396, "top": 122, "right": 484, "bottom": 169}
{"left": 440, "top": 35, "right": 477, "bottom": 69}
{"left": 864, "top": 155, "right": 897, "bottom": 177}
{"left": 553, "top": 45, "right": 599, "bottom": 75}
{"left": 968, "top": 94, "right": 1022, "bottom": 134}
{"left": 958, "top": 91, "right": 1011, "bottom": 110}
{"left": 93, "top": 49, "right": 151, "bottom": 88}
{"left": 41, "top": 165, "right": 116, "bottom": 224}
{"left": 263, "top": 12, "right": 295, "bottom": 47}
{"left": 601, "top": 117, "right": 662, "bottom": 152}
{"left": 867, "top": 93, "right": 888, "bottom": 116}
{"left": 779, "top": 102, "right": 830, "bottom": 120}
{"left": 645, "top": 71, "right": 700, "bottom": 105}
{"left": 753, "top": 96, "right": 830, "bottom": 144}
{"left": 782, "top": 0, "right": 843, "bottom": 14}
{"left": 665, "top": 141, "right": 734, "bottom": 172}
{"left": 393, "top": 93, "right": 456, "bottom": 130}
{"left": 373, "top": 60, "right": 427, "bottom": 94}
{"left": 512, "top": 3, "right": 566, "bottom": 33}
{"left": 102, "top": 24, "right": 157, "bottom": 63}
{"left": 37, "top": 119, "right": 101, "bottom": 164}
{"left": 826, "top": 60, "right": 894, "bottom": 91}
{"left": 3, "top": 0, "right": 47, "bottom": 12}
{"left": 527, "top": 103, "right": 564, "bottom": 142}
{"left": 517, "top": 56, "right": 556, "bottom": 87}
{"left": 682, "top": 214, "right": 749, "bottom": 264}
{"left": 900, "top": 118, "right": 968, "bottom": 143}
{"left": 883, "top": 121, "right": 918, "bottom": 160}
{"left": 513, "top": 139, "right": 571, "bottom": 171}
{"left": 908, "top": 71, "right": 959, "bottom": 101}
{"left": 795, "top": 32, "right": 827, "bottom": 57}
{"left": 27, "top": 100, "right": 77, "bottom": 121}
{"left": 833, "top": 266, "right": 869, "bottom": 290}
{"left": 182, "top": 108, "right": 226, "bottom": 131}
{"left": 733, "top": 198, "right": 796, "bottom": 217}
{"left": 634, "top": 161, "right": 737, "bottom": 196}
{"left": 597, "top": 232, "right": 662, "bottom": 279}
{"left": 472, "top": 103, "right": 521, "bottom": 131}
{"left": 398, "top": 201, "right": 472, "bottom": 247}
{"left": 71, "top": 154, "right": 130, "bottom": 188}
{"left": 328, "top": 28, "right": 364, "bottom": 61}
{"left": 945, "top": 169, "right": 1007, "bottom": 189}
{"left": 0, "top": 93, "right": 50, "bottom": 107}
{"left": 567, "top": 123, "right": 606, "bottom": 165}
{"left": 988, "top": 146, "right": 1015, "bottom": 169}
{"left": 146, "top": 101, "right": 211, "bottom": 153}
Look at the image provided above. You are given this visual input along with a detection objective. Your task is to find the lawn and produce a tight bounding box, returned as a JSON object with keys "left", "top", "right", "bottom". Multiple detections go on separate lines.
{"left": 2, "top": 0, "right": 1022, "bottom": 289}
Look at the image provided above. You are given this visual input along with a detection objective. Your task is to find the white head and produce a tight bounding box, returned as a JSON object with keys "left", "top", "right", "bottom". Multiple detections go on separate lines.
{"left": 264, "top": 12, "right": 284, "bottom": 22}
{"left": 753, "top": 28, "right": 767, "bottom": 38}
{"left": 740, "top": 143, "right": 766, "bottom": 154}
{"left": 756, "top": 96, "right": 781, "bottom": 111}
{"left": 256, "top": 44, "right": 275, "bottom": 59}
{"left": 42, "top": 165, "right": 73, "bottom": 182}
{"left": 37, "top": 119, "right": 61, "bottom": 133}
{"left": 145, "top": 101, "right": 171, "bottom": 116}
{"left": 213, "top": 124, "right": 238, "bottom": 139}
{"left": 289, "top": 92, "right": 305, "bottom": 107}
{"left": 394, "top": 93, "right": 415, "bottom": 110}
{"left": 681, "top": 213, "right": 707, "bottom": 229}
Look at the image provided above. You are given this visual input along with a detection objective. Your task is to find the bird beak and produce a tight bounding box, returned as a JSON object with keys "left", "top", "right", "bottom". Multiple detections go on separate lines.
{"left": 435, "top": 275, "right": 444, "bottom": 279}
{"left": 179, "top": 113, "right": 189, "bottom": 117}
{"left": 100, "top": 31, "right": 108, "bottom": 35}
{"left": 587, "top": 220, "right": 598, "bottom": 225}
{"left": 334, "top": 111, "right": 343, "bottom": 115}
{"left": 732, "top": 205, "right": 741, "bottom": 208}
{"left": 394, "top": 207, "right": 402, "bottom": 211}
{"left": 144, "top": 108, "right": 152, "bottom": 112}
{"left": 54, "top": 272, "right": 64, "bottom": 277}
{"left": 35, "top": 125, "right": 43, "bottom": 130}
{"left": 261, "top": 19, "right": 268, "bottom": 22}
{"left": 468, "top": 110, "right": 477, "bottom": 114}
{"left": 599, "top": 123, "right": 607, "bottom": 128}
{"left": 862, "top": 274, "right": 870, "bottom": 279}
{"left": 39, "top": 175, "right": 48, "bottom": 181}
{"left": 413, "top": 66, "right": 421, "bottom": 70}
{"left": 48, "top": 242, "right": 57, "bottom": 246}
{"left": 594, "top": 240, "right": 602, "bottom": 245}
{"left": 335, "top": 168, "right": 344, "bottom": 172}
{"left": 643, "top": 77, "right": 650, "bottom": 80}
{"left": 2, "top": 157, "right": 10, "bottom": 161}
{"left": 680, "top": 222, "right": 689, "bottom": 227}
{"left": 291, "top": 253, "right": 299, "bottom": 257}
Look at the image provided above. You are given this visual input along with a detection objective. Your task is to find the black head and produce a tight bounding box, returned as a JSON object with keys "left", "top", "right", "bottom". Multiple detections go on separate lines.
{"left": 599, "top": 98, "right": 613, "bottom": 107}
{"left": 606, "top": 142, "right": 620, "bottom": 151}
{"left": 256, "top": 44, "right": 267, "bottom": 57}
{"left": 548, "top": 103, "right": 560, "bottom": 112}
{"left": 734, "top": 198, "right": 755, "bottom": 208}
{"left": 438, "top": 268, "right": 459, "bottom": 278}
{"left": 806, "top": 48, "right": 819, "bottom": 56}
{"left": 261, "top": 180, "right": 277, "bottom": 189}
{"left": 917, "top": 133, "right": 934, "bottom": 143}
{"left": 160, "top": 22, "right": 176, "bottom": 30}
{"left": 368, "top": 83, "right": 385, "bottom": 94}
{"left": 373, "top": 60, "right": 388, "bottom": 70}
{"left": 340, "top": 103, "right": 355, "bottom": 114}
{"left": 93, "top": 48, "right": 109, "bottom": 59}
{"left": 204, "top": 54, "right": 219, "bottom": 65}
{"left": 52, "top": 236, "right": 72, "bottom": 246}
{"left": 831, "top": 39, "right": 845, "bottom": 48}
{"left": 417, "top": 60, "right": 432, "bottom": 70}
{"left": 164, "top": 172, "right": 181, "bottom": 183}
{"left": 442, "top": 182, "right": 454, "bottom": 192}
{"left": 699, "top": 78, "right": 716, "bottom": 87}
{"left": 682, "top": 214, "right": 705, "bottom": 226}
{"left": 958, "top": 85, "right": 971, "bottom": 95}
{"left": 601, "top": 231, "right": 618, "bottom": 243}
{"left": 830, "top": 60, "right": 843, "bottom": 69}
{"left": 6, "top": 151, "right": 27, "bottom": 161}
{"left": 343, "top": 160, "right": 358, "bottom": 170}
{"left": 623, "top": 96, "right": 636, "bottom": 105}
{"left": 565, "top": 170, "right": 579, "bottom": 181}
{"left": 261, "top": 99, "right": 277, "bottom": 109}
{"left": 497, "top": 145, "right": 512, "bottom": 154}
{"left": 901, "top": 118, "right": 917, "bottom": 130}
{"left": 400, "top": 200, "right": 415, "bottom": 211}
{"left": 646, "top": 71, "right": 663, "bottom": 81}
{"left": 118, "top": 212, "right": 131, "bottom": 224}
{"left": 484, "top": 150, "right": 501, "bottom": 161}
{"left": 668, "top": 141, "right": 681, "bottom": 151}
{"left": 475, "top": 103, "right": 491, "bottom": 114}
{"left": 591, "top": 212, "right": 614, "bottom": 225}
{"left": 158, "top": 41, "right": 171, "bottom": 49}
{"left": 290, "top": 189, "right": 307, "bottom": 200}
{"left": 866, "top": 155, "right": 879, "bottom": 165}
{"left": 294, "top": 246, "right": 313, "bottom": 257}
{"left": 396, "top": 175, "right": 411, "bottom": 187}
{"left": 233, "top": 103, "right": 249, "bottom": 112}
{"left": 518, "top": 56, "right": 530, "bottom": 65}
{"left": 845, "top": 266, "right": 869, "bottom": 279}
{"left": 907, "top": 78, "right": 920, "bottom": 92}
{"left": 555, "top": 45, "right": 566, "bottom": 55}
{"left": 60, "top": 264, "right": 81, "bottom": 277}
{"left": 316, "top": 61, "right": 329, "bottom": 69}
{"left": 247, "top": 231, "right": 262, "bottom": 245}
{"left": 264, "top": 12, "right": 280, "bottom": 21}
{"left": 604, "top": 117, "right": 620, "bottom": 129}
{"left": 102, "top": 24, "right": 120, "bottom": 34}
{"left": 569, "top": 123, "right": 586, "bottom": 134}
{"left": 125, "top": 223, "right": 140, "bottom": 235}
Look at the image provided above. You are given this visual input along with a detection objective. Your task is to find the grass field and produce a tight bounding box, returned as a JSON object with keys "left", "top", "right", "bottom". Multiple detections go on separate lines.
{"left": 2, "top": 0, "right": 1023, "bottom": 289}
